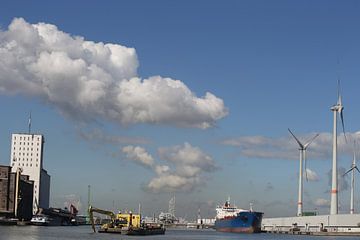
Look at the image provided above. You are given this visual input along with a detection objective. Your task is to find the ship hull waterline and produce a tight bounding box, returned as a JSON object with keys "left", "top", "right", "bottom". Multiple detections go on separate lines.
{"left": 215, "top": 212, "right": 263, "bottom": 234}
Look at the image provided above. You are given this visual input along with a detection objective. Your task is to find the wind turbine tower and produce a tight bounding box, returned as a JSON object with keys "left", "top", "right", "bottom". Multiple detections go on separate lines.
{"left": 344, "top": 141, "right": 360, "bottom": 214}
{"left": 288, "top": 129, "right": 319, "bottom": 216}
{"left": 330, "top": 82, "right": 346, "bottom": 215}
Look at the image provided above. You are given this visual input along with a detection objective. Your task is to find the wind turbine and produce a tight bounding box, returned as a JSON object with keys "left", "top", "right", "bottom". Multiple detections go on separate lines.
{"left": 330, "top": 80, "right": 347, "bottom": 215}
{"left": 288, "top": 128, "right": 319, "bottom": 216}
{"left": 344, "top": 141, "right": 360, "bottom": 214}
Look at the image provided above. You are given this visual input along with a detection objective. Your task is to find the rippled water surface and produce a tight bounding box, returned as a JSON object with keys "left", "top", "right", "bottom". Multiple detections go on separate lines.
{"left": 1, "top": 225, "right": 359, "bottom": 240}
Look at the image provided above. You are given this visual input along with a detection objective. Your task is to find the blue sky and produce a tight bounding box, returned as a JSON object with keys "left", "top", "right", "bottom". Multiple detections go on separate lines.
{"left": 1, "top": 0, "right": 360, "bottom": 219}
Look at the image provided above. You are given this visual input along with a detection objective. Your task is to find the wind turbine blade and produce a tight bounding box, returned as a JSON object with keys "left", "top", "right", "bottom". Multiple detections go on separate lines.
{"left": 288, "top": 128, "right": 304, "bottom": 149}
{"left": 304, "top": 150, "right": 308, "bottom": 181}
{"left": 344, "top": 167, "right": 355, "bottom": 176}
{"left": 339, "top": 110, "right": 347, "bottom": 143}
{"left": 355, "top": 166, "right": 360, "bottom": 174}
{"left": 304, "top": 133, "right": 320, "bottom": 149}
{"left": 337, "top": 78, "right": 342, "bottom": 105}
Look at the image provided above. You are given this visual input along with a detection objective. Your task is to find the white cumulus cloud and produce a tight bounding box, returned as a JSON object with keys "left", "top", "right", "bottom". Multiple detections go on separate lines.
{"left": 122, "top": 145, "right": 154, "bottom": 168}
{"left": 0, "top": 18, "right": 227, "bottom": 128}
{"left": 120, "top": 142, "right": 217, "bottom": 193}
{"left": 146, "top": 142, "right": 218, "bottom": 193}
{"left": 158, "top": 142, "right": 217, "bottom": 177}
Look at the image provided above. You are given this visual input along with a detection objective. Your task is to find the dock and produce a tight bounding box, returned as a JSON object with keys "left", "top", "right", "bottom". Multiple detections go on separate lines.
{"left": 265, "top": 230, "right": 360, "bottom": 236}
{"left": 262, "top": 213, "right": 360, "bottom": 236}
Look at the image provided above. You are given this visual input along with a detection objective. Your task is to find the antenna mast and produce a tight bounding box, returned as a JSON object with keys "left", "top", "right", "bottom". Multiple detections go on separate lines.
{"left": 28, "top": 112, "right": 32, "bottom": 134}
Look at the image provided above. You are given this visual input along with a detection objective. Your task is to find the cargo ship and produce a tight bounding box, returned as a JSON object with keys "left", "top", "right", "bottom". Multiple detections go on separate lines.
{"left": 215, "top": 198, "right": 263, "bottom": 233}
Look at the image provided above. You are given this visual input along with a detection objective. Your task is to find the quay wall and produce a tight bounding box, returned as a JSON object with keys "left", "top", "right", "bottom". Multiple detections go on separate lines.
{"left": 262, "top": 214, "right": 360, "bottom": 233}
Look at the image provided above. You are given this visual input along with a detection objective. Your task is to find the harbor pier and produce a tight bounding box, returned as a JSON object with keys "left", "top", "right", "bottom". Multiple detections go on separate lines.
{"left": 262, "top": 213, "right": 360, "bottom": 236}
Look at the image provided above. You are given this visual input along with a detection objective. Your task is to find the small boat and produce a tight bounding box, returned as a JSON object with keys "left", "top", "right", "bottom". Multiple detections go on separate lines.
{"left": 30, "top": 215, "right": 52, "bottom": 226}
{"left": 215, "top": 198, "right": 263, "bottom": 233}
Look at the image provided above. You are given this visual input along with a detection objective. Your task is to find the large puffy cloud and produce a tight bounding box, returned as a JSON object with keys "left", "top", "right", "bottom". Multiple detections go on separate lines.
{"left": 121, "top": 143, "right": 217, "bottom": 193}
{"left": 221, "top": 132, "right": 360, "bottom": 160}
{"left": 0, "top": 18, "right": 227, "bottom": 128}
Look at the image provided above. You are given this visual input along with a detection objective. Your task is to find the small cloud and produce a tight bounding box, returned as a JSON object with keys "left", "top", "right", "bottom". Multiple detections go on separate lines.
{"left": 122, "top": 145, "right": 154, "bottom": 168}
{"left": 146, "top": 143, "right": 218, "bottom": 193}
{"left": 118, "top": 142, "right": 218, "bottom": 193}
{"left": 314, "top": 198, "right": 330, "bottom": 208}
{"left": 158, "top": 142, "right": 218, "bottom": 177}
{"left": 305, "top": 168, "right": 320, "bottom": 182}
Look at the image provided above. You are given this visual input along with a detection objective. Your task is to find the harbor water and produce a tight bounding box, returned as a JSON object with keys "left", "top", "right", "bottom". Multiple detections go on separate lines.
{"left": 0, "top": 225, "right": 359, "bottom": 240}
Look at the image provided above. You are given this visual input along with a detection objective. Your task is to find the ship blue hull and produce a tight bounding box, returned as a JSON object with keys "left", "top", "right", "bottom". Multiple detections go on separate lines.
{"left": 215, "top": 212, "right": 263, "bottom": 233}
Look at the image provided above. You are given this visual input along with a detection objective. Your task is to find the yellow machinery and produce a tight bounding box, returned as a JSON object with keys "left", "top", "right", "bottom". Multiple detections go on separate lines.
{"left": 88, "top": 205, "right": 141, "bottom": 233}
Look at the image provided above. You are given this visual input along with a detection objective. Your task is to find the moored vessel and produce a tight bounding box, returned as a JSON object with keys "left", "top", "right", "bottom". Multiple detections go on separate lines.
{"left": 215, "top": 198, "right": 263, "bottom": 233}
{"left": 89, "top": 205, "right": 165, "bottom": 235}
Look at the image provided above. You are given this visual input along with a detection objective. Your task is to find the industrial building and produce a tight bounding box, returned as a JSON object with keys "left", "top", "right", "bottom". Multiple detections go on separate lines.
{"left": 9, "top": 133, "right": 50, "bottom": 214}
{"left": 0, "top": 165, "right": 34, "bottom": 220}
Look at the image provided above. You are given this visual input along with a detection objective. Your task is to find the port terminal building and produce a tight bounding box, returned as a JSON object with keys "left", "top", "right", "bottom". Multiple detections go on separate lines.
{"left": 9, "top": 133, "right": 50, "bottom": 214}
